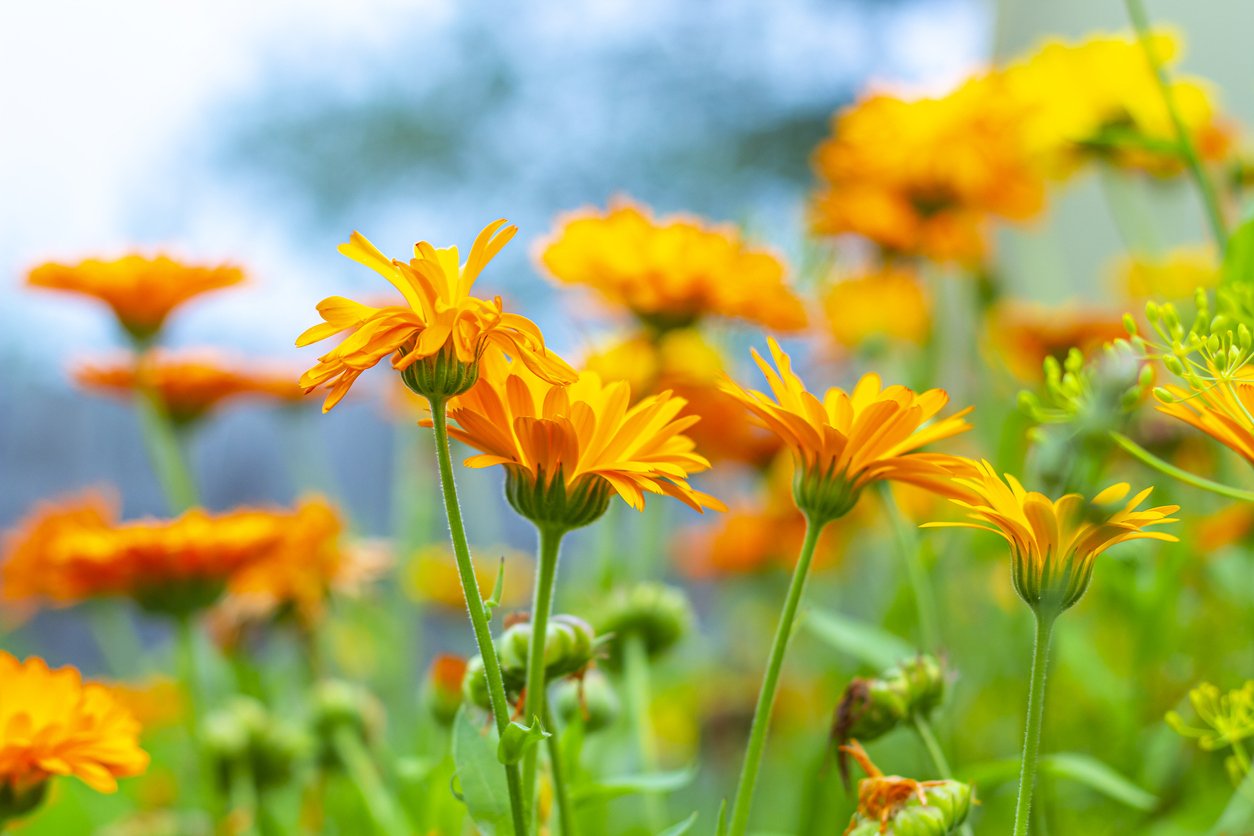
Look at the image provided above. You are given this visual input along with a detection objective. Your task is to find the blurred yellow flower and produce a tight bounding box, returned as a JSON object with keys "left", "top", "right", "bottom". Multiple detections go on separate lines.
{"left": 403, "top": 542, "right": 531, "bottom": 610}
{"left": 984, "top": 302, "right": 1128, "bottom": 381}
{"left": 0, "top": 652, "right": 148, "bottom": 795}
{"left": 539, "top": 200, "right": 806, "bottom": 331}
{"left": 297, "top": 220, "right": 575, "bottom": 411}
{"left": 102, "top": 678, "right": 184, "bottom": 735}
{"left": 810, "top": 75, "right": 1045, "bottom": 264}
{"left": 823, "top": 267, "right": 930, "bottom": 350}
{"left": 26, "top": 254, "right": 243, "bottom": 343}
{"left": 1166, "top": 680, "right": 1254, "bottom": 752}
{"left": 720, "top": 338, "right": 974, "bottom": 520}
{"left": 1156, "top": 379, "right": 1254, "bottom": 467}
{"left": 1117, "top": 245, "right": 1220, "bottom": 301}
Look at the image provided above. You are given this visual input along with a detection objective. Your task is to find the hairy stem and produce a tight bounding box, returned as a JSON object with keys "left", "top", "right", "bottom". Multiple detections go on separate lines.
{"left": 522, "top": 525, "right": 564, "bottom": 825}
{"left": 1013, "top": 609, "right": 1058, "bottom": 836}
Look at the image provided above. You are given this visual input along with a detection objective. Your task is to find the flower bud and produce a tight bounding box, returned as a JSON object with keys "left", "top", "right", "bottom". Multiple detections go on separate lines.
{"left": 841, "top": 740, "right": 972, "bottom": 836}
{"left": 425, "top": 654, "right": 468, "bottom": 726}
{"left": 311, "top": 679, "right": 385, "bottom": 769}
{"left": 553, "top": 670, "right": 620, "bottom": 734}
{"left": 595, "top": 582, "right": 694, "bottom": 670}
{"left": 833, "top": 656, "right": 947, "bottom": 782}
{"left": 202, "top": 697, "right": 310, "bottom": 793}
{"left": 498, "top": 614, "right": 598, "bottom": 685}
{"left": 461, "top": 655, "right": 492, "bottom": 710}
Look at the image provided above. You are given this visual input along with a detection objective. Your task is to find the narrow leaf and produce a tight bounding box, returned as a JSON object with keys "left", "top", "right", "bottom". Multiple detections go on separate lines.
{"left": 497, "top": 715, "right": 551, "bottom": 766}
{"left": 804, "top": 608, "right": 914, "bottom": 669}
{"left": 962, "top": 752, "right": 1157, "bottom": 811}
{"left": 571, "top": 766, "right": 697, "bottom": 805}
{"left": 658, "top": 811, "right": 699, "bottom": 836}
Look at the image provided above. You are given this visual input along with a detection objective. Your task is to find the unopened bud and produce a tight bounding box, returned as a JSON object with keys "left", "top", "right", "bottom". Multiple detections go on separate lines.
{"left": 498, "top": 614, "right": 599, "bottom": 687}
{"left": 553, "top": 670, "right": 620, "bottom": 734}
{"left": 426, "top": 654, "right": 468, "bottom": 726}
{"left": 596, "top": 583, "right": 694, "bottom": 670}
{"left": 311, "top": 680, "right": 385, "bottom": 769}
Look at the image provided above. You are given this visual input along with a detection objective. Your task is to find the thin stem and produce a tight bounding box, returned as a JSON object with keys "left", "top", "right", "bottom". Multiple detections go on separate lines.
{"left": 1111, "top": 432, "right": 1254, "bottom": 502}
{"left": 913, "top": 716, "right": 974, "bottom": 836}
{"left": 332, "top": 726, "right": 410, "bottom": 835}
{"left": 1013, "top": 609, "right": 1058, "bottom": 836}
{"left": 728, "top": 516, "right": 826, "bottom": 836}
{"left": 86, "top": 601, "right": 145, "bottom": 677}
{"left": 523, "top": 525, "right": 564, "bottom": 825}
{"left": 133, "top": 386, "right": 199, "bottom": 513}
{"left": 1124, "top": 0, "right": 1228, "bottom": 251}
{"left": 174, "top": 614, "right": 204, "bottom": 802}
{"left": 624, "top": 633, "right": 664, "bottom": 830}
{"left": 427, "top": 400, "right": 528, "bottom": 836}
{"left": 543, "top": 704, "right": 578, "bottom": 836}
{"left": 879, "top": 483, "right": 940, "bottom": 651}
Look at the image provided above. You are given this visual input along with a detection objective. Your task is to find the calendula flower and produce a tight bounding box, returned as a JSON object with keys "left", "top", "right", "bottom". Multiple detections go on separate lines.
{"left": 1117, "top": 245, "right": 1220, "bottom": 301}
{"left": 925, "top": 460, "right": 1179, "bottom": 612}
{"left": 985, "top": 302, "right": 1128, "bottom": 381}
{"left": 26, "top": 254, "right": 243, "bottom": 343}
{"left": 0, "top": 652, "right": 148, "bottom": 815}
{"left": 839, "top": 741, "right": 972, "bottom": 836}
{"left": 1155, "top": 379, "right": 1254, "bottom": 467}
{"left": 297, "top": 220, "right": 576, "bottom": 410}
{"left": 823, "top": 267, "right": 931, "bottom": 351}
{"left": 1003, "top": 30, "right": 1231, "bottom": 178}
{"left": 403, "top": 542, "right": 532, "bottom": 610}
{"left": 720, "top": 338, "right": 973, "bottom": 522}
{"left": 810, "top": 75, "right": 1044, "bottom": 264}
{"left": 539, "top": 200, "right": 806, "bottom": 331}
{"left": 74, "top": 351, "right": 308, "bottom": 425}
{"left": 1, "top": 493, "right": 288, "bottom": 616}
{"left": 435, "top": 351, "right": 723, "bottom": 530}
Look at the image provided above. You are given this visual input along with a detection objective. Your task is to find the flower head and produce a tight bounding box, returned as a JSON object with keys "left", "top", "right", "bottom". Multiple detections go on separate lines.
{"left": 1117, "top": 245, "right": 1219, "bottom": 301}
{"left": 539, "top": 200, "right": 806, "bottom": 331}
{"left": 26, "top": 254, "right": 243, "bottom": 343}
{"left": 839, "top": 740, "right": 972, "bottom": 836}
{"left": 0, "top": 653, "right": 148, "bottom": 806}
{"left": 720, "top": 338, "right": 974, "bottom": 522}
{"left": 435, "top": 351, "right": 724, "bottom": 530}
{"left": 1156, "top": 379, "right": 1254, "bottom": 467}
{"left": 298, "top": 220, "right": 576, "bottom": 410}
{"left": 823, "top": 267, "right": 931, "bottom": 351}
{"left": 924, "top": 460, "right": 1179, "bottom": 613}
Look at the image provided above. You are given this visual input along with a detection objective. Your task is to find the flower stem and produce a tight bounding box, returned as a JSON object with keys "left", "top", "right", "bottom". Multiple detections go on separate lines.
{"left": 543, "top": 704, "right": 578, "bottom": 836}
{"left": 133, "top": 386, "right": 199, "bottom": 513}
{"left": 624, "top": 632, "right": 664, "bottom": 830}
{"left": 1111, "top": 432, "right": 1254, "bottom": 502}
{"left": 174, "top": 613, "right": 205, "bottom": 802}
{"left": 728, "top": 515, "right": 825, "bottom": 836}
{"left": 523, "top": 524, "right": 564, "bottom": 825}
{"left": 913, "top": 715, "right": 974, "bottom": 836}
{"left": 1123, "top": 0, "right": 1228, "bottom": 251}
{"left": 331, "top": 726, "right": 410, "bottom": 835}
{"left": 879, "top": 483, "right": 940, "bottom": 651}
{"left": 1013, "top": 609, "right": 1058, "bottom": 836}
{"left": 427, "top": 399, "right": 528, "bottom": 836}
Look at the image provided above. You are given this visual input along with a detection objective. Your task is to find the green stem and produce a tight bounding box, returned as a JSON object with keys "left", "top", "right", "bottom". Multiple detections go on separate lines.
{"left": 332, "top": 726, "right": 410, "bottom": 835}
{"left": 427, "top": 400, "right": 528, "bottom": 836}
{"left": 227, "top": 756, "right": 260, "bottom": 836}
{"left": 624, "top": 633, "right": 664, "bottom": 830}
{"left": 1111, "top": 432, "right": 1254, "bottom": 502}
{"left": 728, "top": 516, "right": 825, "bottom": 836}
{"left": 543, "top": 704, "right": 578, "bottom": 836}
{"left": 1013, "top": 609, "right": 1058, "bottom": 836}
{"left": 523, "top": 525, "right": 564, "bottom": 825}
{"left": 174, "top": 614, "right": 205, "bottom": 802}
{"left": 1124, "top": 0, "right": 1228, "bottom": 251}
{"left": 133, "top": 387, "right": 199, "bottom": 513}
{"left": 86, "top": 601, "right": 145, "bottom": 677}
{"left": 879, "top": 484, "right": 939, "bottom": 651}
{"left": 913, "top": 716, "right": 974, "bottom": 836}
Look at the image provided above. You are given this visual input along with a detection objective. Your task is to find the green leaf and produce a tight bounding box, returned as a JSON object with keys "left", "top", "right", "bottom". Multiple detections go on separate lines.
{"left": 658, "top": 811, "right": 699, "bottom": 836}
{"left": 484, "top": 556, "right": 506, "bottom": 615}
{"left": 715, "top": 799, "right": 728, "bottom": 836}
{"left": 451, "top": 706, "right": 513, "bottom": 835}
{"left": 1222, "top": 208, "right": 1254, "bottom": 286}
{"left": 497, "top": 715, "right": 551, "bottom": 766}
{"left": 963, "top": 752, "right": 1157, "bottom": 812}
{"left": 803, "top": 608, "right": 914, "bottom": 669}
{"left": 571, "top": 766, "right": 696, "bottom": 805}
{"left": 1210, "top": 764, "right": 1254, "bottom": 835}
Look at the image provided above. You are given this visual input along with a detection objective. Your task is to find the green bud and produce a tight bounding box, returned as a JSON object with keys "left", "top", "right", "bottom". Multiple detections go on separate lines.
{"left": 596, "top": 583, "right": 694, "bottom": 669}
{"left": 833, "top": 656, "right": 947, "bottom": 782}
{"left": 461, "top": 655, "right": 492, "bottom": 711}
{"left": 844, "top": 780, "right": 973, "bottom": 835}
{"left": 497, "top": 614, "right": 599, "bottom": 688}
{"left": 202, "top": 697, "right": 310, "bottom": 793}
{"left": 311, "top": 680, "right": 385, "bottom": 769}
{"left": 553, "top": 670, "right": 620, "bottom": 734}
{"left": 1122, "top": 313, "right": 1138, "bottom": 336}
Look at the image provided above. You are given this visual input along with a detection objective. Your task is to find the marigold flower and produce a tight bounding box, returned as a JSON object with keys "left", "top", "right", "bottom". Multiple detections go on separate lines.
{"left": 435, "top": 351, "right": 724, "bottom": 530}
{"left": 720, "top": 338, "right": 973, "bottom": 522}
{"left": 985, "top": 302, "right": 1128, "bottom": 381}
{"left": 925, "top": 460, "right": 1179, "bottom": 612}
{"left": 0, "top": 652, "right": 148, "bottom": 804}
{"left": 823, "top": 267, "right": 931, "bottom": 351}
{"left": 74, "top": 351, "right": 308, "bottom": 425}
{"left": 539, "top": 200, "right": 806, "bottom": 331}
{"left": 1155, "top": 379, "right": 1254, "bottom": 467}
{"left": 298, "top": 220, "right": 576, "bottom": 410}
{"left": 1117, "top": 245, "right": 1220, "bottom": 301}
{"left": 26, "top": 254, "right": 243, "bottom": 343}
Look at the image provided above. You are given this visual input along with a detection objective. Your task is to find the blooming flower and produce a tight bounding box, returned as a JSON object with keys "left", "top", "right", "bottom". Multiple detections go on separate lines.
{"left": 823, "top": 267, "right": 931, "bottom": 351}
{"left": 298, "top": 220, "right": 576, "bottom": 410}
{"left": 435, "top": 351, "right": 723, "bottom": 529}
{"left": 984, "top": 302, "right": 1128, "bottom": 381}
{"left": 924, "top": 460, "right": 1179, "bottom": 612}
{"left": 720, "top": 338, "right": 974, "bottom": 521}
{"left": 1117, "top": 245, "right": 1220, "bottom": 301}
{"left": 0, "top": 653, "right": 148, "bottom": 799}
{"left": 539, "top": 200, "right": 806, "bottom": 331}
{"left": 26, "top": 254, "right": 243, "bottom": 342}
{"left": 1155, "top": 379, "right": 1254, "bottom": 467}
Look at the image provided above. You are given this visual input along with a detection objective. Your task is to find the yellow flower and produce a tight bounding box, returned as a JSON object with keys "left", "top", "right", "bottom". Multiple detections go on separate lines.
{"left": 984, "top": 301, "right": 1128, "bottom": 381}
{"left": 435, "top": 351, "right": 724, "bottom": 529}
{"left": 823, "top": 267, "right": 930, "bottom": 350}
{"left": 26, "top": 254, "right": 243, "bottom": 342}
{"left": 924, "top": 460, "right": 1179, "bottom": 612}
{"left": 809, "top": 75, "right": 1045, "bottom": 264}
{"left": 297, "top": 220, "right": 576, "bottom": 411}
{"left": 1003, "top": 30, "right": 1231, "bottom": 178}
{"left": 539, "top": 200, "right": 806, "bottom": 331}
{"left": 0, "top": 652, "right": 148, "bottom": 799}
{"left": 74, "top": 351, "right": 308, "bottom": 425}
{"left": 720, "top": 338, "right": 974, "bottom": 521}
{"left": 403, "top": 542, "right": 532, "bottom": 610}
{"left": 1156, "top": 379, "right": 1254, "bottom": 467}
{"left": 101, "top": 678, "right": 184, "bottom": 735}
{"left": 1117, "top": 245, "right": 1220, "bottom": 301}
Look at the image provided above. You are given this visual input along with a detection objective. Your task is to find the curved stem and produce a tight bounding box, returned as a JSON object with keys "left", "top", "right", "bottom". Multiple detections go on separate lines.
{"left": 332, "top": 726, "right": 410, "bottom": 835}
{"left": 523, "top": 525, "right": 564, "bottom": 825}
{"left": 428, "top": 399, "right": 528, "bottom": 836}
{"left": 728, "top": 516, "right": 825, "bottom": 836}
{"left": 543, "top": 704, "right": 578, "bottom": 836}
{"left": 1124, "top": 0, "right": 1228, "bottom": 251}
{"left": 879, "top": 483, "right": 939, "bottom": 651}
{"left": 1111, "top": 432, "right": 1254, "bottom": 502}
{"left": 624, "top": 633, "right": 664, "bottom": 830}
{"left": 1013, "top": 609, "right": 1058, "bottom": 836}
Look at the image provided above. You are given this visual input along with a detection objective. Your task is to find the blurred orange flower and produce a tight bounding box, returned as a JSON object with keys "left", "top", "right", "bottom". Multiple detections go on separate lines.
{"left": 539, "top": 200, "right": 806, "bottom": 331}
{"left": 823, "top": 267, "right": 931, "bottom": 351}
{"left": 0, "top": 652, "right": 149, "bottom": 795}
{"left": 26, "top": 254, "right": 243, "bottom": 343}
{"left": 985, "top": 302, "right": 1127, "bottom": 381}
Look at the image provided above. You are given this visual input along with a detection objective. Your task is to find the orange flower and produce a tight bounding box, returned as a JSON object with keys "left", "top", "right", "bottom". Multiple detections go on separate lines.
{"left": 720, "top": 338, "right": 974, "bottom": 521}
{"left": 0, "top": 653, "right": 148, "bottom": 798}
{"left": 74, "top": 351, "right": 308, "bottom": 425}
{"left": 539, "top": 200, "right": 806, "bottom": 331}
{"left": 823, "top": 267, "right": 931, "bottom": 351}
{"left": 26, "top": 254, "right": 243, "bottom": 342}
{"left": 297, "top": 220, "right": 576, "bottom": 411}
{"left": 984, "top": 302, "right": 1128, "bottom": 381}
{"left": 1156, "top": 380, "right": 1254, "bottom": 467}
{"left": 435, "top": 351, "right": 724, "bottom": 527}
